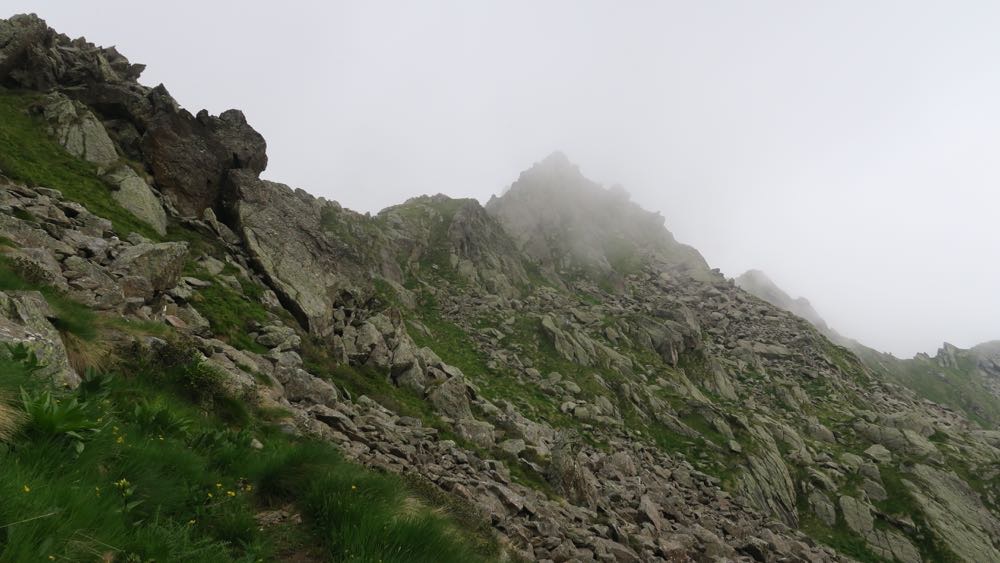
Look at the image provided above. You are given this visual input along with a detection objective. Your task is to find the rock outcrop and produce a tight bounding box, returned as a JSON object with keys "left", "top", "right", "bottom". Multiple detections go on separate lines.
{"left": 0, "top": 13, "right": 267, "bottom": 217}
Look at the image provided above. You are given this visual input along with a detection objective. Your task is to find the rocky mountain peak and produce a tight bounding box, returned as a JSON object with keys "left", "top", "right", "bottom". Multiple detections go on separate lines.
{"left": 486, "top": 153, "right": 709, "bottom": 282}
{"left": 510, "top": 150, "right": 585, "bottom": 188}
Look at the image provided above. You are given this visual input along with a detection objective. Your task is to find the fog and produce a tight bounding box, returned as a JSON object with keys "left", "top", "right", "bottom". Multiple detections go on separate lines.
{"left": 10, "top": 1, "right": 1000, "bottom": 357}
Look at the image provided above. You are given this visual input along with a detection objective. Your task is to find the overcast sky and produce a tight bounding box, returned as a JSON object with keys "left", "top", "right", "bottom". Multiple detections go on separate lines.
{"left": 10, "top": 1, "right": 1000, "bottom": 357}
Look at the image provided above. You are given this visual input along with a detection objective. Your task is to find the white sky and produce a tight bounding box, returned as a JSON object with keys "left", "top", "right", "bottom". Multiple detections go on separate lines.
{"left": 9, "top": 1, "right": 1000, "bottom": 357}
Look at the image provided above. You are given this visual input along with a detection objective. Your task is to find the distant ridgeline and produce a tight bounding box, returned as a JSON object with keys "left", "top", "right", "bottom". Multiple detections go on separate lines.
{"left": 1, "top": 12, "right": 999, "bottom": 563}
{"left": 736, "top": 269, "right": 1000, "bottom": 429}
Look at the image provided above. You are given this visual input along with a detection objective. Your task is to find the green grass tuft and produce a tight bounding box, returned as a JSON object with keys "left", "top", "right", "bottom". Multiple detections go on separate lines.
{"left": 187, "top": 272, "right": 270, "bottom": 354}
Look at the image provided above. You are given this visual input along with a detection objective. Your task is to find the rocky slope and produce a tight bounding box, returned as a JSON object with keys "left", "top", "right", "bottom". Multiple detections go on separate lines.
{"left": 737, "top": 269, "right": 1000, "bottom": 430}
{"left": 734, "top": 270, "right": 852, "bottom": 348}
{"left": 2, "top": 13, "right": 1000, "bottom": 562}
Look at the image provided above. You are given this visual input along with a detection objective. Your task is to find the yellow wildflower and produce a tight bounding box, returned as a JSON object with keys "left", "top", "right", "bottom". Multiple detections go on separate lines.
{"left": 22, "top": 484, "right": 30, "bottom": 493}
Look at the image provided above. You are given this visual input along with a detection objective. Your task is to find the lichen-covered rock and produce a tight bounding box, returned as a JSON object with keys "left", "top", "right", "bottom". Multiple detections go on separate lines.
{"left": 455, "top": 418, "right": 494, "bottom": 448}
{"left": 867, "top": 529, "right": 921, "bottom": 563}
{"left": 104, "top": 165, "right": 167, "bottom": 235}
{"left": 809, "top": 491, "right": 837, "bottom": 527}
{"left": 904, "top": 464, "right": 1000, "bottom": 562}
{"left": 256, "top": 323, "right": 301, "bottom": 352}
{"left": 427, "top": 376, "right": 473, "bottom": 420}
{"left": 39, "top": 92, "right": 118, "bottom": 166}
{"left": 7, "top": 247, "right": 67, "bottom": 291}
{"left": 864, "top": 443, "right": 892, "bottom": 464}
{"left": 838, "top": 495, "right": 874, "bottom": 536}
{"left": 0, "top": 290, "right": 79, "bottom": 387}
{"left": 275, "top": 366, "right": 339, "bottom": 407}
{"left": 736, "top": 426, "right": 798, "bottom": 526}
{"left": 111, "top": 241, "right": 188, "bottom": 298}
{"left": 224, "top": 170, "right": 363, "bottom": 335}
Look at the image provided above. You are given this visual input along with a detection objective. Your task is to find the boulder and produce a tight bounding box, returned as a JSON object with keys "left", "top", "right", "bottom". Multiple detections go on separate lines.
{"left": 867, "top": 529, "right": 921, "bottom": 563}
{"left": 854, "top": 421, "right": 937, "bottom": 457}
{"left": 274, "top": 366, "right": 339, "bottom": 407}
{"left": 838, "top": 495, "right": 874, "bottom": 536}
{"left": 39, "top": 92, "right": 117, "bottom": 166}
{"left": 428, "top": 376, "right": 473, "bottom": 420}
{"left": 104, "top": 165, "right": 167, "bottom": 235}
{"left": 499, "top": 438, "right": 526, "bottom": 456}
{"left": 7, "top": 248, "right": 67, "bottom": 291}
{"left": 863, "top": 444, "right": 892, "bottom": 464}
{"left": 808, "top": 491, "right": 836, "bottom": 527}
{"left": 638, "top": 495, "right": 665, "bottom": 531}
{"left": 455, "top": 418, "right": 494, "bottom": 448}
{"left": 62, "top": 255, "right": 124, "bottom": 310}
{"left": 256, "top": 323, "right": 301, "bottom": 352}
{"left": 110, "top": 241, "right": 187, "bottom": 297}
{"left": 0, "top": 290, "right": 79, "bottom": 387}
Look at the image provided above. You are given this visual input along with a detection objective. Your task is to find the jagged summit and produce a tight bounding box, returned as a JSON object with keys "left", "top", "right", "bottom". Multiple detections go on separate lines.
{"left": 504, "top": 150, "right": 587, "bottom": 192}
{"left": 486, "top": 153, "right": 710, "bottom": 281}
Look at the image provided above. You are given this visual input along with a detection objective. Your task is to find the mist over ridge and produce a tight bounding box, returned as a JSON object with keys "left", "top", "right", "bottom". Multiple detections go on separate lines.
{"left": 6, "top": 2, "right": 999, "bottom": 355}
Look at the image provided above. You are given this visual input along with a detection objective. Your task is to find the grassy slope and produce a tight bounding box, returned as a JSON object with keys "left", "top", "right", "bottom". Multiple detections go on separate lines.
{"left": 0, "top": 91, "right": 502, "bottom": 562}
{"left": 0, "top": 345, "right": 497, "bottom": 563}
